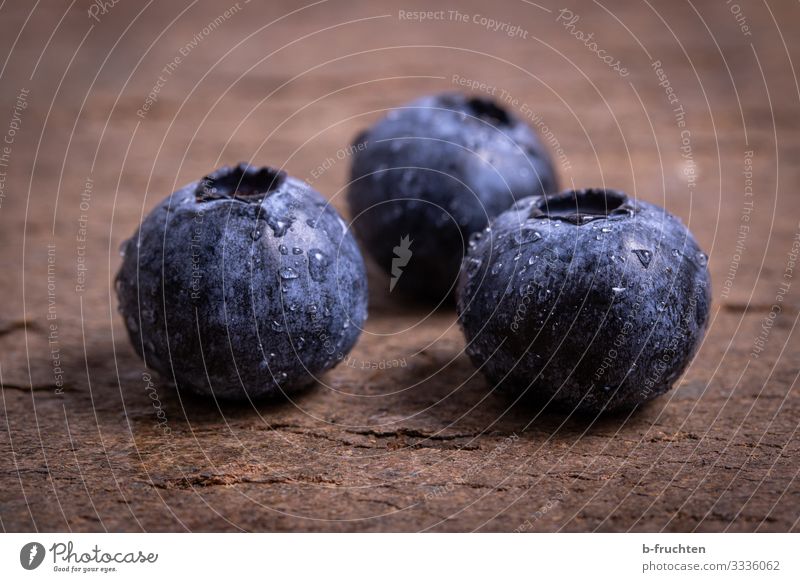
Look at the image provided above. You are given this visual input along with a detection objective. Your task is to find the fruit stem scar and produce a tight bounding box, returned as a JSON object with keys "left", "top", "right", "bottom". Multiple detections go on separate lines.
{"left": 530, "top": 188, "right": 634, "bottom": 225}
{"left": 466, "top": 97, "right": 511, "bottom": 126}
{"left": 195, "top": 162, "right": 287, "bottom": 203}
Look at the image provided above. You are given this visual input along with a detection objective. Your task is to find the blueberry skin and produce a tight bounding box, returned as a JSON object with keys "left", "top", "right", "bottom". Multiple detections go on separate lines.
{"left": 116, "top": 163, "right": 368, "bottom": 400}
{"left": 456, "top": 189, "right": 711, "bottom": 413}
{"left": 347, "top": 92, "right": 557, "bottom": 301}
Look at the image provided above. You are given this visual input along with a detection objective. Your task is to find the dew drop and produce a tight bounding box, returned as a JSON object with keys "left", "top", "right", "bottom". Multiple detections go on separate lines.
{"left": 267, "top": 215, "right": 292, "bottom": 237}
{"left": 468, "top": 231, "right": 483, "bottom": 249}
{"left": 292, "top": 247, "right": 303, "bottom": 255}
{"left": 279, "top": 267, "right": 299, "bottom": 280}
{"left": 126, "top": 315, "right": 139, "bottom": 333}
{"left": 465, "top": 257, "right": 481, "bottom": 276}
{"left": 632, "top": 249, "right": 653, "bottom": 268}
{"left": 279, "top": 245, "right": 288, "bottom": 255}
{"left": 513, "top": 228, "right": 542, "bottom": 246}
{"left": 307, "top": 248, "right": 329, "bottom": 282}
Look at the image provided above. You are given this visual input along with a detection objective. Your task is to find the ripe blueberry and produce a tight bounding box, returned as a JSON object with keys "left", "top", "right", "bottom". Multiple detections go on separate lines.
{"left": 116, "top": 163, "right": 368, "bottom": 400}
{"left": 347, "top": 92, "right": 557, "bottom": 302}
{"left": 456, "top": 188, "right": 711, "bottom": 413}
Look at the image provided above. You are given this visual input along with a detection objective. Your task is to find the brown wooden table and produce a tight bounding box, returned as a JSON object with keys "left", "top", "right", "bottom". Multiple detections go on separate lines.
{"left": 1, "top": 0, "right": 798, "bottom": 531}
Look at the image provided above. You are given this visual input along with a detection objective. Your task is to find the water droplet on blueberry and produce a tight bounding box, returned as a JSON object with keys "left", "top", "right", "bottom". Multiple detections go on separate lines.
{"left": 307, "top": 249, "right": 329, "bottom": 282}
{"left": 267, "top": 216, "right": 290, "bottom": 237}
{"left": 279, "top": 267, "right": 299, "bottom": 280}
{"left": 632, "top": 249, "right": 653, "bottom": 268}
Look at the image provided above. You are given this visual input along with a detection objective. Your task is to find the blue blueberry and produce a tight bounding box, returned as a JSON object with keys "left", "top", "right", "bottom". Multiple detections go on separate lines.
{"left": 347, "top": 92, "right": 557, "bottom": 302}
{"left": 456, "top": 188, "right": 711, "bottom": 413}
{"left": 116, "top": 163, "right": 368, "bottom": 400}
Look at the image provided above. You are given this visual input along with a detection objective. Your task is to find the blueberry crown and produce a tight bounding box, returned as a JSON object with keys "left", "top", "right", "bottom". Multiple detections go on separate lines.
{"left": 195, "top": 163, "right": 286, "bottom": 203}
{"left": 530, "top": 188, "right": 635, "bottom": 225}
{"left": 439, "top": 93, "right": 512, "bottom": 127}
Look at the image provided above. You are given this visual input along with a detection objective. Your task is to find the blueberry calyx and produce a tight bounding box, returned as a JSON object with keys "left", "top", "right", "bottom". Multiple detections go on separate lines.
{"left": 195, "top": 163, "right": 287, "bottom": 203}
{"left": 439, "top": 93, "right": 512, "bottom": 127}
{"left": 530, "top": 188, "right": 635, "bottom": 225}
{"left": 464, "top": 97, "right": 512, "bottom": 126}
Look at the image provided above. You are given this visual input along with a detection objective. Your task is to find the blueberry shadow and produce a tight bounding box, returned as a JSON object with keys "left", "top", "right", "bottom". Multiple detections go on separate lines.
{"left": 90, "top": 338, "right": 321, "bottom": 430}
{"left": 164, "top": 378, "right": 320, "bottom": 425}
{"left": 105, "top": 334, "right": 655, "bottom": 441}
{"left": 382, "top": 347, "right": 657, "bottom": 440}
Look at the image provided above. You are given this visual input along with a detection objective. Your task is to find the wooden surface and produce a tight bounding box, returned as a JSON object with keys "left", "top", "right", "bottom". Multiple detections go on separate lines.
{"left": 1, "top": 0, "right": 799, "bottom": 532}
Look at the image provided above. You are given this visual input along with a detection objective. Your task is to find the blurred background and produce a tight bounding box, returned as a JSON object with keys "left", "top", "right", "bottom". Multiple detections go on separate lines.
{"left": 0, "top": 0, "right": 798, "bottom": 532}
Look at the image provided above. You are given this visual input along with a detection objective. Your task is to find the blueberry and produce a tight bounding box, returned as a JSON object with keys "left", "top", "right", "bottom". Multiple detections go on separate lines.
{"left": 347, "top": 92, "right": 557, "bottom": 302}
{"left": 456, "top": 188, "right": 711, "bottom": 413}
{"left": 116, "top": 163, "right": 368, "bottom": 400}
